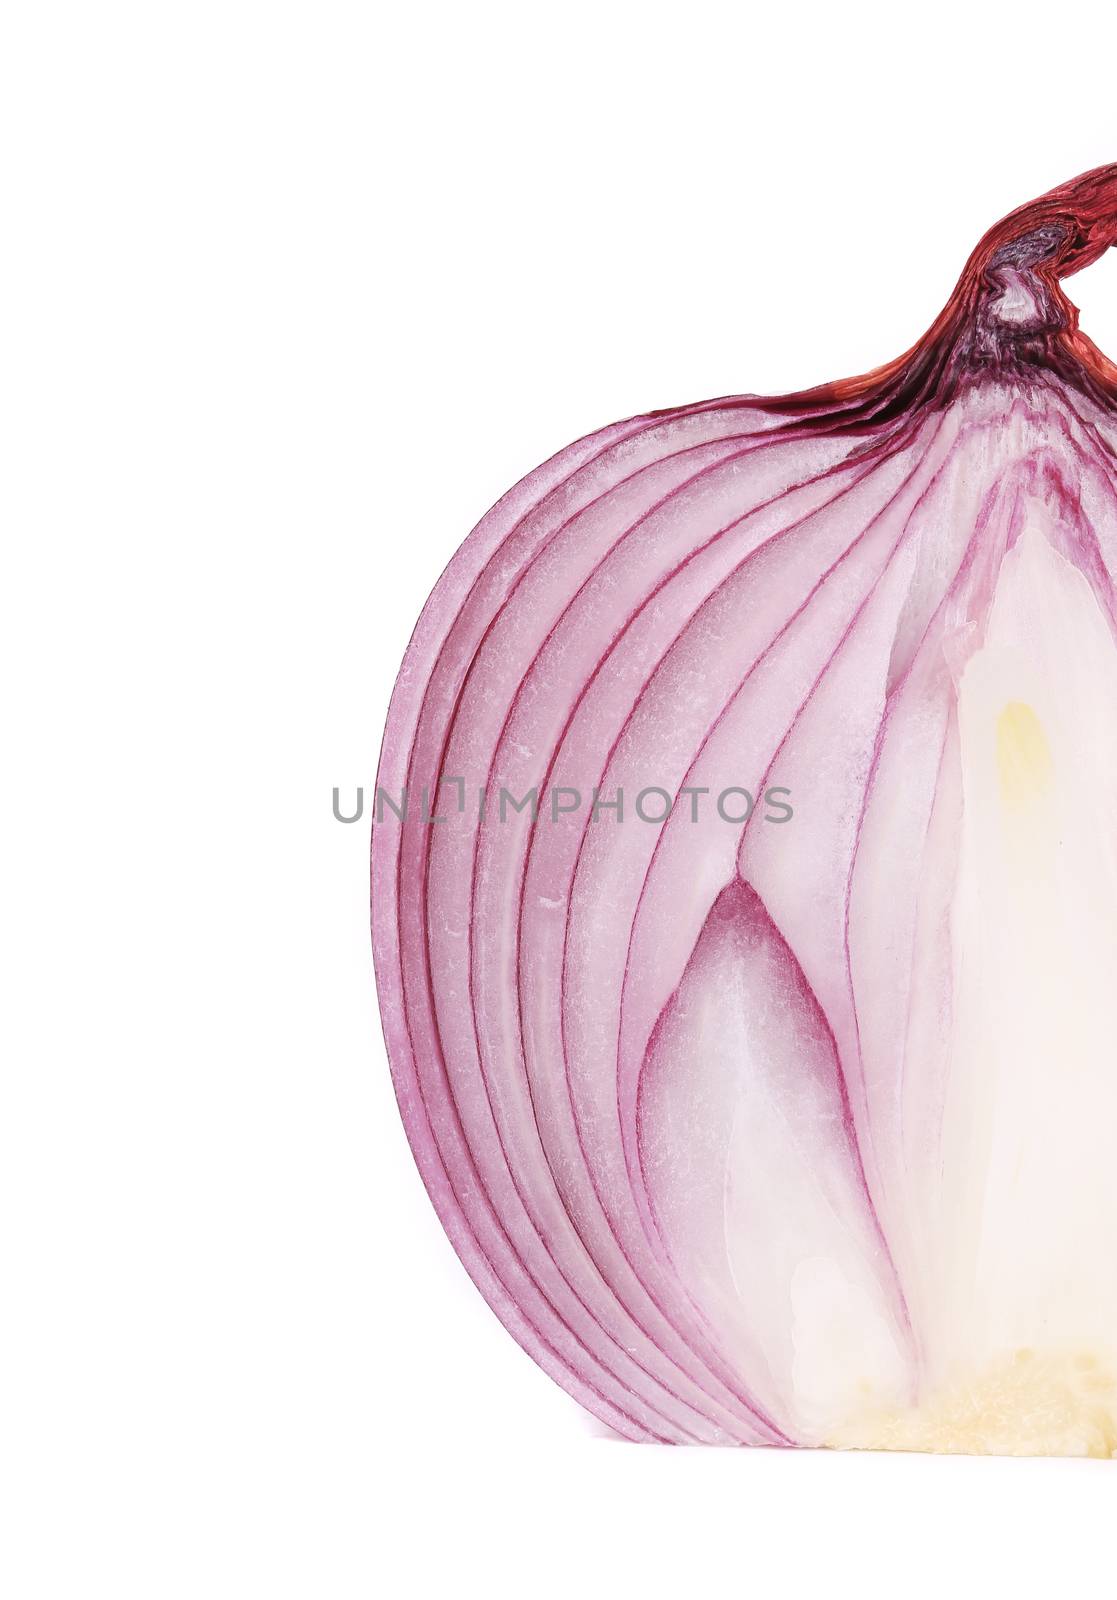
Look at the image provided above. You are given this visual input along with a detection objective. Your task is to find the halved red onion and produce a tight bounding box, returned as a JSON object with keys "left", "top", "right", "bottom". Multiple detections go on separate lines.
{"left": 372, "top": 167, "right": 1117, "bottom": 1454}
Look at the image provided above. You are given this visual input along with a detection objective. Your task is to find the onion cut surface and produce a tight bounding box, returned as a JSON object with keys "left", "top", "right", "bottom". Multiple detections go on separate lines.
{"left": 372, "top": 167, "right": 1117, "bottom": 1454}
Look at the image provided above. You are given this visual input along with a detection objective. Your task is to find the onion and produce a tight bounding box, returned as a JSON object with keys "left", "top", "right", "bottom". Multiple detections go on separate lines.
{"left": 371, "top": 167, "right": 1117, "bottom": 1454}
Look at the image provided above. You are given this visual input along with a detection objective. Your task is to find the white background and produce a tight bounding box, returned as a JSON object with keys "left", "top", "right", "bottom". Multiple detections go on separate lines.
{"left": 3, "top": 2, "right": 1117, "bottom": 1595}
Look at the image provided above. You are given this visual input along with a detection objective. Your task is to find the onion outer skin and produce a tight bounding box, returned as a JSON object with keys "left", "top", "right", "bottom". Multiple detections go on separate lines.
{"left": 372, "top": 167, "right": 1117, "bottom": 1452}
